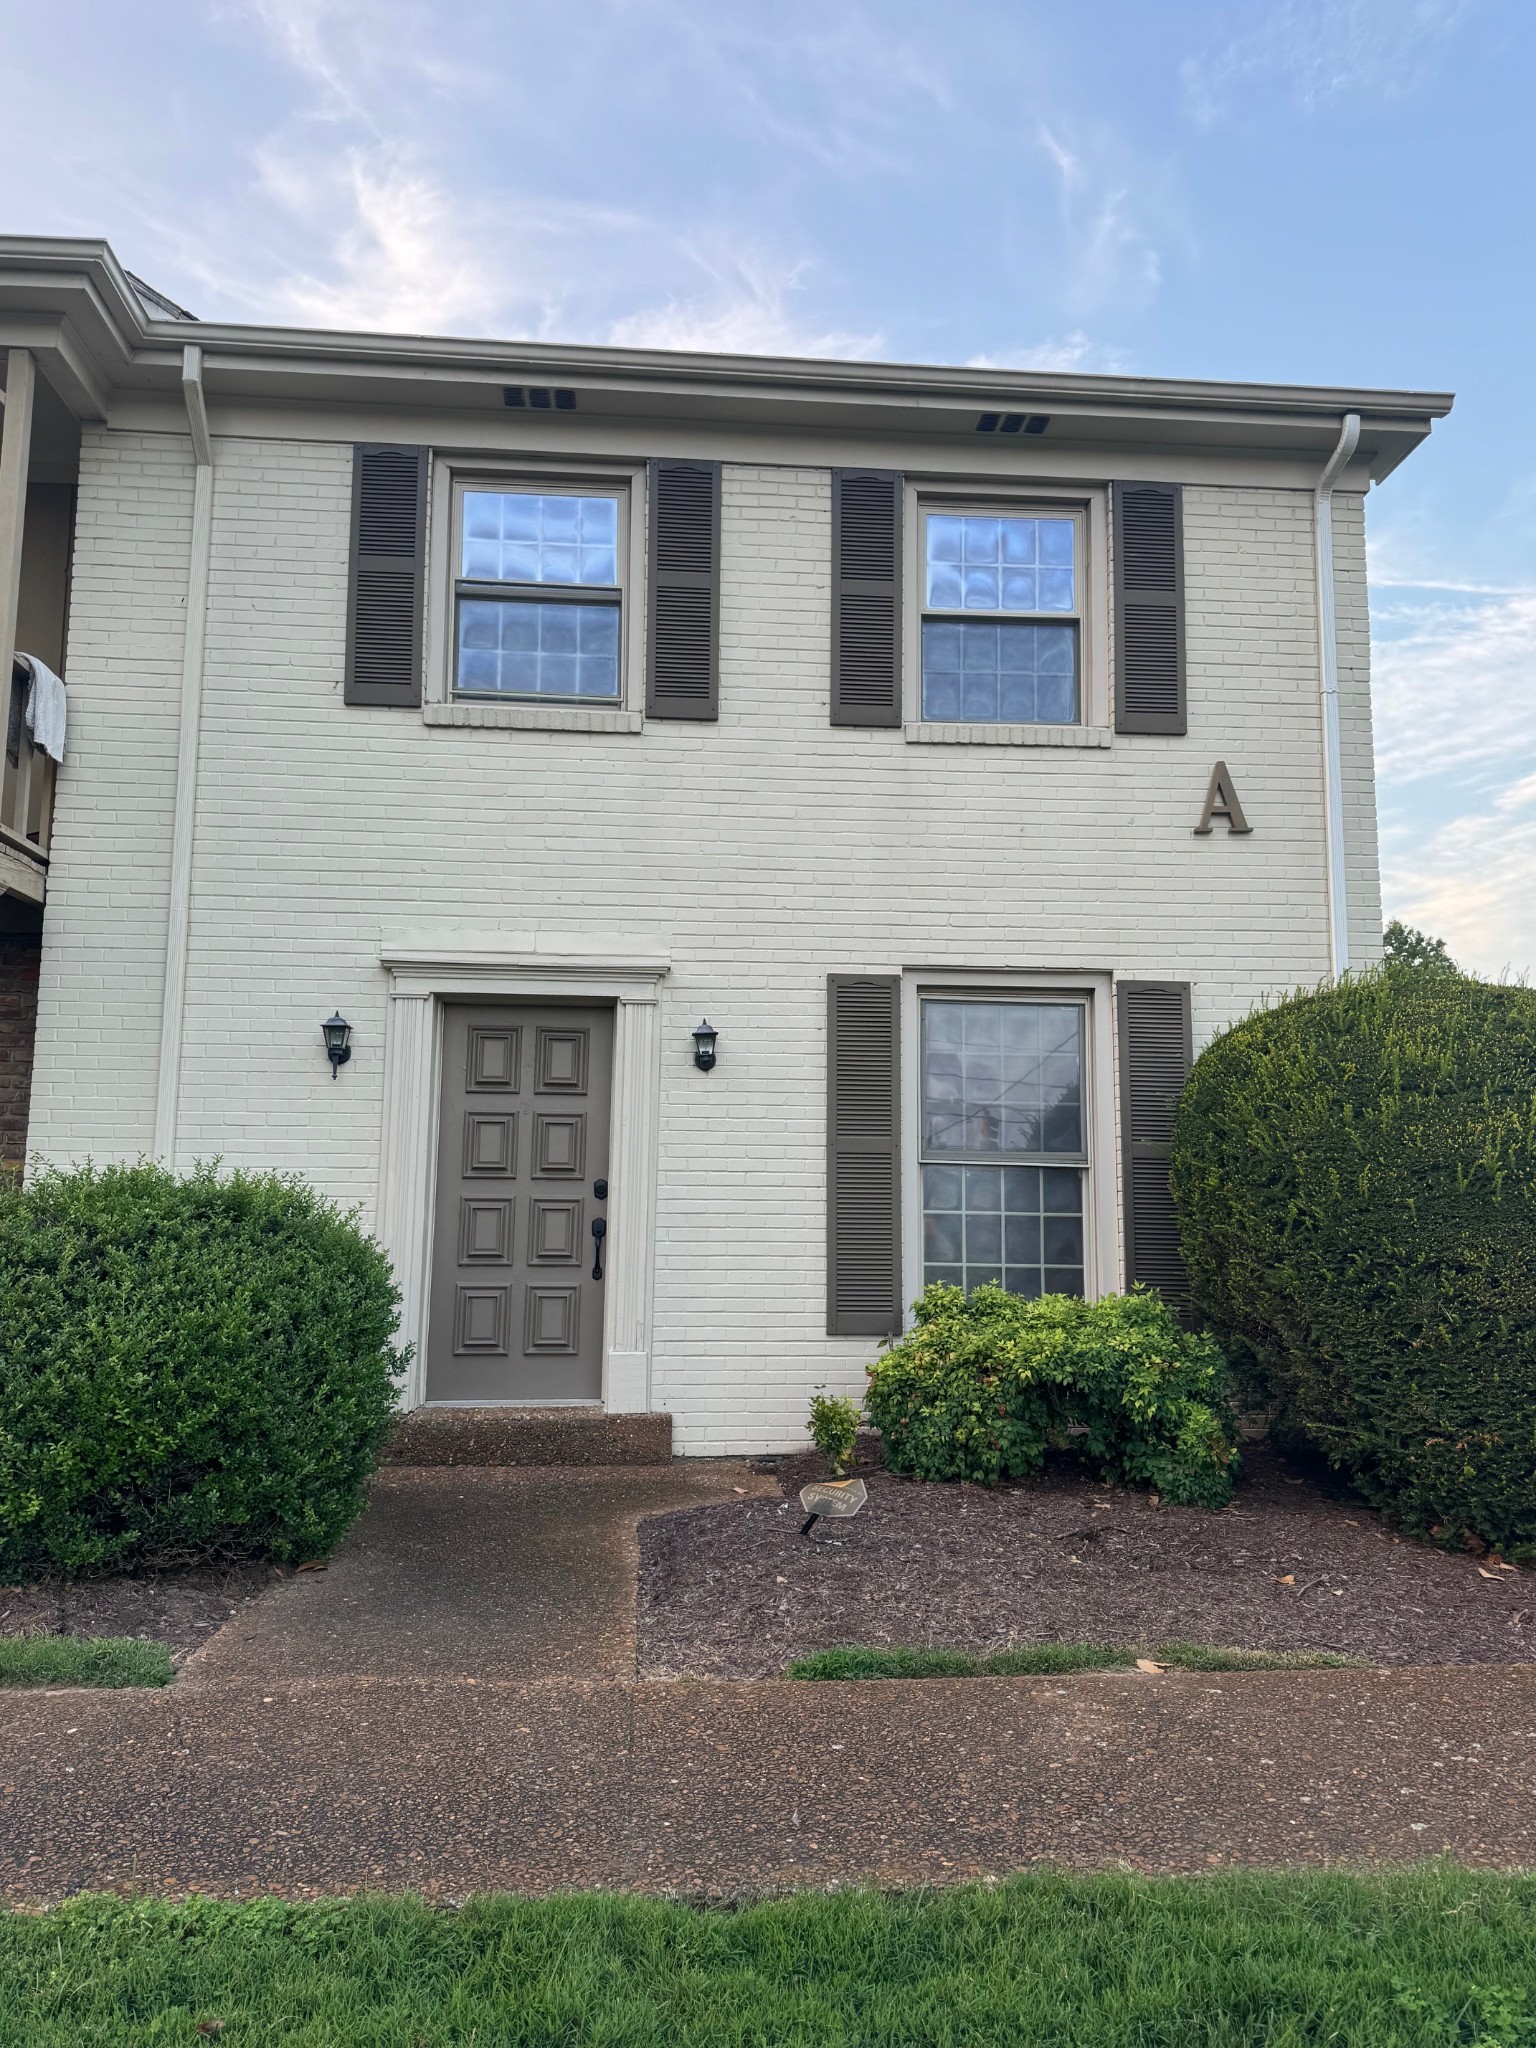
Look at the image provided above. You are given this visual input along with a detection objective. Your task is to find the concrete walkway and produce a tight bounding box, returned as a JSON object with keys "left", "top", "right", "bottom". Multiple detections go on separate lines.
{"left": 3, "top": 1463, "right": 1535, "bottom": 1903}
{"left": 185, "top": 1463, "right": 775, "bottom": 1684}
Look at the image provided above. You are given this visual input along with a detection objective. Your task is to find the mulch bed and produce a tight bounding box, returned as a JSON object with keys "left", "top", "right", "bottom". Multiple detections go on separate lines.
{"left": 637, "top": 1445, "right": 1536, "bottom": 1679}
{"left": 0, "top": 1562, "right": 284, "bottom": 1666}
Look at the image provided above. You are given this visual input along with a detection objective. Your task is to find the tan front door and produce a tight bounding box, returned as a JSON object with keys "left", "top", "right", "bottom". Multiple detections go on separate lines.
{"left": 426, "top": 1002, "right": 613, "bottom": 1402}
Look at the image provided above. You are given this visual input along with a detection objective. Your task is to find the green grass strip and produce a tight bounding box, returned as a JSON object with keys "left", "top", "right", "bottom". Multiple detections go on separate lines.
{"left": 0, "top": 1634, "right": 174, "bottom": 1689}
{"left": 788, "top": 1642, "right": 1362, "bottom": 1680}
{"left": 1, "top": 1872, "right": 1534, "bottom": 2045}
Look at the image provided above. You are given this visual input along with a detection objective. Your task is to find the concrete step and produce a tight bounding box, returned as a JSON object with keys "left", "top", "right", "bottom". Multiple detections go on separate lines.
{"left": 384, "top": 1406, "right": 673, "bottom": 1467}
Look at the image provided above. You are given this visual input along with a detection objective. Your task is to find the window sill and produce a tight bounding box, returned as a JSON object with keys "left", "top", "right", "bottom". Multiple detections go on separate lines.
{"left": 425, "top": 702, "right": 644, "bottom": 734}
{"left": 904, "top": 721, "right": 1112, "bottom": 748}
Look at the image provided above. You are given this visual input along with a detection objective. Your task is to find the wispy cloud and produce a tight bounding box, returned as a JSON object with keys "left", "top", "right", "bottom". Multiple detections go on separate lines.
{"left": 606, "top": 252, "right": 883, "bottom": 358}
{"left": 1374, "top": 578, "right": 1536, "bottom": 973}
{"left": 217, "top": 0, "right": 890, "bottom": 351}
{"left": 1371, "top": 583, "right": 1536, "bottom": 783}
{"left": 1035, "top": 124, "right": 1173, "bottom": 319}
{"left": 1185, "top": 0, "right": 1477, "bottom": 124}
{"left": 1383, "top": 793, "right": 1536, "bottom": 980}
{"left": 968, "top": 332, "right": 1132, "bottom": 375}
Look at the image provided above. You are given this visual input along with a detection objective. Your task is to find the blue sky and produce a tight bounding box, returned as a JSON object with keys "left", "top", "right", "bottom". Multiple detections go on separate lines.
{"left": 6, "top": 0, "right": 1534, "bottom": 973}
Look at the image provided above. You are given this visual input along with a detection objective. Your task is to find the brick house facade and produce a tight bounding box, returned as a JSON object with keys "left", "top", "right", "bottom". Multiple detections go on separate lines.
{"left": 0, "top": 239, "right": 1450, "bottom": 1453}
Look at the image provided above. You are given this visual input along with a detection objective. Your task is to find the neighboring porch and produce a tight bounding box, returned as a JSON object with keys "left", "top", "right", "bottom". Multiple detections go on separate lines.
{"left": 0, "top": 343, "right": 79, "bottom": 1171}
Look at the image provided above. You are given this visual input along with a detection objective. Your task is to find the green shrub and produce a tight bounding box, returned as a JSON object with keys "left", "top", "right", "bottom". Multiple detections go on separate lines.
{"left": 807, "top": 1389, "right": 861, "bottom": 1476}
{"left": 0, "top": 1162, "right": 405, "bottom": 1580}
{"left": 1170, "top": 966, "right": 1536, "bottom": 1557}
{"left": 863, "top": 1285, "right": 1237, "bottom": 1505}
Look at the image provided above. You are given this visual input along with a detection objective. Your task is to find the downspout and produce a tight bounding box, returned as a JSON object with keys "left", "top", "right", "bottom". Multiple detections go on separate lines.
{"left": 1314, "top": 410, "right": 1361, "bottom": 979}
{"left": 153, "top": 344, "right": 214, "bottom": 1163}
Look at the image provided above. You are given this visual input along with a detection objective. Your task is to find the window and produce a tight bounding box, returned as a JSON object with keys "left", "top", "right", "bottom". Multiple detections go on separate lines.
{"left": 919, "top": 997, "right": 1087, "bottom": 1297}
{"left": 919, "top": 508, "right": 1081, "bottom": 724}
{"left": 454, "top": 486, "right": 624, "bottom": 700}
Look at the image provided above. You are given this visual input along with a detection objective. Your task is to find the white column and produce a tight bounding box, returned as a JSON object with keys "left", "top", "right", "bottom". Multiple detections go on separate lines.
{"left": 377, "top": 991, "right": 436, "bottom": 1409}
{"left": 604, "top": 994, "right": 662, "bottom": 1412}
{"left": 0, "top": 349, "right": 36, "bottom": 689}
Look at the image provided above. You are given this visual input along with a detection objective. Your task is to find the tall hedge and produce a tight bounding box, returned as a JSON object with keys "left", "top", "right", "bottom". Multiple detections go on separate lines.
{"left": 1170, "top": 966, "right": 1536, "bottom": 1556}
{"left": 0, "top": 1163, "right": 406, "bottom": 1580}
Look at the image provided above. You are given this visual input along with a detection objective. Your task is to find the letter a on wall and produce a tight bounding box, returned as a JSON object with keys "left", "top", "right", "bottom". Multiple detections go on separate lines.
{"left": 1193, "top": 761, "right": 1252, "bottom": 836}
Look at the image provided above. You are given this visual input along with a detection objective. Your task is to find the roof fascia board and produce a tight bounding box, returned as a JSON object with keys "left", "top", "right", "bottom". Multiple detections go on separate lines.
{"left": 0, "top": 314, "right": 112, "bottom": 422}
{"left": 172, "top": 326, "right": 1452, "bottom": 427}
{"left": 101, "top": 389, "right": 1388, "bottom": 491}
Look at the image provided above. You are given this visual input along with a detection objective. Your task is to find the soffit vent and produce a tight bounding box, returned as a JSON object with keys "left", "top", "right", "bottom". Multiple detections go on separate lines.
{"left": 976, "top": 412, "right": 1050, "bottom": 435}
{"left": 504, "top": 386, "right": 577, "bottom": 409}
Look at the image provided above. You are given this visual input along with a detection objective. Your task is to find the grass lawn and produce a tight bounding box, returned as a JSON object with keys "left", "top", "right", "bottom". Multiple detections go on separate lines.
{"left": 0, "top": 1635, "right": 173, "bottom": 1688}
{"left": 788, "top": 1642, "right": 1362, "bottom": 1680}
{"left": 2, "top": 1871, "right": 1535, "bottom": 2045}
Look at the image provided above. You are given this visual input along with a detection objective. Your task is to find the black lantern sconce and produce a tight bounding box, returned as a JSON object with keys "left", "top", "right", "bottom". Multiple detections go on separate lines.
{"left": 691, "top": 1018, "right": 718, "bottom": 1072}
{"left": 322, "top": 1012, "right": 353, "bottom": 1078}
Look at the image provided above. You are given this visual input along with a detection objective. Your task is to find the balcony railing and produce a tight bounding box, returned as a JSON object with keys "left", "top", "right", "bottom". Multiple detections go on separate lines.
{"left": 2, "top": 657, "right": 56, "bottom": 882}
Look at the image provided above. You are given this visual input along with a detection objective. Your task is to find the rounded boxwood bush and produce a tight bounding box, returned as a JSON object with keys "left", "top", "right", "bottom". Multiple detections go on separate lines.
{"left": 1170, "top": 966, "right": 1536, "bottom": 1556}
{"left": 0, "top": 1162, "right": 406, "bottom": 1580}
{"left": 864, "top": 1285, "right": 1238, "bottom": 1506}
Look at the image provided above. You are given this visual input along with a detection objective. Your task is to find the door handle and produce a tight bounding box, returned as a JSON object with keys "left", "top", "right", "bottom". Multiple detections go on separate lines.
{"left": 591, "top": 1216, "right": 607, "bottom": 1281}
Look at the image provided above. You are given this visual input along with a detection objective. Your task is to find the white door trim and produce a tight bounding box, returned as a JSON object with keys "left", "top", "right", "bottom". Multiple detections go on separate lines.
{"left": 377, "top": 936, "right": 669, "bottom": 1412}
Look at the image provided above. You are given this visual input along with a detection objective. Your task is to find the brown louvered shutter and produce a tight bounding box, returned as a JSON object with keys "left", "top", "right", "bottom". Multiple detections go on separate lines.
{"left": 827, "top": 975, "right": 902, "bottom": 1336}
{"left": 1112, "top": 482, "right": 1185, "bottom": 735}
{"left": 831, "top": 470, "right": 902, "bottom": 726}
{"left": 646, "top": 459, "right": 720, "bottom": 719}
{"left": 344, "top": 444, "right": 427, "bottom": 707}
{"left": 1117, "top": 981, "right": 1193, "bottom": 1305}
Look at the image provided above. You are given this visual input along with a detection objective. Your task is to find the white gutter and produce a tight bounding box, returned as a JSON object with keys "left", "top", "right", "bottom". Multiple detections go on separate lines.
{"left": 153, "top": 343, "right": 214, "bottom": 1162}
{"left": 1314, "top": 410, "right": 1361, "bottom": 979}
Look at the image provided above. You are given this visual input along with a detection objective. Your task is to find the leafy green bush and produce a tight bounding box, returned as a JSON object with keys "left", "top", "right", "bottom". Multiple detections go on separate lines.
{"left": 807, "top": 1389, "right": 861, "bottom": 1476}
{"left": 863, "top": 1286, "right": 1237, "bottom": 1505}
{"left": 1170, "top": 966, "right": 1536, "bottom": 1557}
{"left": 0, "top": 1162, "right": 405, "bottom": 1580}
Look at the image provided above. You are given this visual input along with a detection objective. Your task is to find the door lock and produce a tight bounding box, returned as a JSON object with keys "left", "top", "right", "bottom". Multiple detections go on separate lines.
{"left": 591, "top": 1215, "right": 607, "bottom": 1281}
{"left": 593, "top": 1178, "right": 608, "bottom": 1200}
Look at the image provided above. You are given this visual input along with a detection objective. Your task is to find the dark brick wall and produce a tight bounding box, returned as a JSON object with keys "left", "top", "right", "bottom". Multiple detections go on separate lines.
{"left": 0, "top": 933, "right": 41, "bottom": 1173}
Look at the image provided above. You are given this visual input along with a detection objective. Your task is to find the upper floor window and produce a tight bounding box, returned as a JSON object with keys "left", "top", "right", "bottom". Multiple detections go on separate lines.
{"left": 920, "top": 508, "right": 1080, "bottom": 724}
{"left": 455, "top": 486, "right": 624, "bottom": 700}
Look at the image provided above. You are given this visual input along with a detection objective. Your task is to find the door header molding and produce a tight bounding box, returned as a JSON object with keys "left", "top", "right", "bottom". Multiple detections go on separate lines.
{"left": 381, "top": 935, "right": 670, "bottom": 1006}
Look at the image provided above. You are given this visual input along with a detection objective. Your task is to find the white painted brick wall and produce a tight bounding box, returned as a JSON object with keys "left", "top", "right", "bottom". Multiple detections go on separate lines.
{"left": 31, "top": 434, "right": 1374, "bottom": 1453}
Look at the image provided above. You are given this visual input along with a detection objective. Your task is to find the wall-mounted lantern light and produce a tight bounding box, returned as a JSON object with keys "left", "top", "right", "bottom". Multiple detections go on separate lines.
{"left": 691, "top": 1018, "right": 718, "bottom": 1072}
{"left": 322, "top": 1012, "right": 353, "bottom": 1078}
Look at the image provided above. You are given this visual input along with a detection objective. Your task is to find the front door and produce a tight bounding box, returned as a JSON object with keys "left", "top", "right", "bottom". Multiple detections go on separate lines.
{"left": 426, "top": 1002, "right": 613, "bottom": 1402}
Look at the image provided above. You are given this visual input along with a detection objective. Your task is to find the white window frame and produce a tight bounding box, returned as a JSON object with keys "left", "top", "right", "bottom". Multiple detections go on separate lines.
{"left": 899, "top": 970, "right": 1119, "bottom": 1325}
{"left": 902, "top": 481, "right": 1111, "bottom": 746}
{"left": 423, "top": 457, "right": 648, "bottom": 733}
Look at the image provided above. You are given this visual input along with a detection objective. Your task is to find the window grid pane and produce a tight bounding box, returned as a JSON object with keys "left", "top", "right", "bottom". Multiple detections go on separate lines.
{"left": 926, "top": 513, "right": 1076, "bottom": 614}
{"left": 922, "top": 1161, "right": 1085, "bottom": 1300}
{"left": 921, "top": 1000, "right": 1085, "bottom": 1160}
{"left": 457, "top": 597, "right": 621, "bottom": 698}
{"left": 921, "top": 621, "right": 1077, "bottom": 724}
{"left": 461, "top": 491, "right": 619, "bottom": 588}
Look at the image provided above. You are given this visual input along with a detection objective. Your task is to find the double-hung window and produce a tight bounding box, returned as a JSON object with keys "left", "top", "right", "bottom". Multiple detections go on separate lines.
{"left": 920, "top": 507, "right": 1081, "bottom": 724}
{"left": 455, "top": 484, "right": 624, "bottom": 701}
{"left": 919, "top": 996, "right": 1088, "bottom": 1298}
